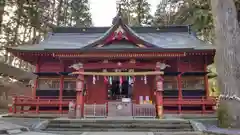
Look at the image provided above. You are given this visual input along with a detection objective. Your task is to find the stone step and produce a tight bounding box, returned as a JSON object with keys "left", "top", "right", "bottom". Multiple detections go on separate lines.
{"left": 44, "top": 127, "right": 193, "bottom": 132}
{"left": 40, "top": 131, "right": 83, "bottom": 135}
{"left": 46, "top": 123, "right": 192, "bottom": 129}
{"left": 41, "top": 118, "right": 199, "bottom": 133}
{"left": 41, "top": 131, "right": 203, "bottom": 135}
{"left": 49, "top": 119, "right": 191, "bottom": 124}
{"left": 153, "top": 132, "right": 203, "bottom": 135}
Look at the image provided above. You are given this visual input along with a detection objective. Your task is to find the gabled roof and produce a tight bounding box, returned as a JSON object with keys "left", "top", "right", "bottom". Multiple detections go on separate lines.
{"left": 7, "top": 11, "right": 214, "bottom": 52}
{"left": 81, "top": 12, "right": 158, "bottom": 48}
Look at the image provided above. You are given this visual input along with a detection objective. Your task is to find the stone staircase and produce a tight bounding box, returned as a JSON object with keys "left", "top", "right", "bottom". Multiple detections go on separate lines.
{"left": 38, "top": 118, "right": 204, "bottom": 134}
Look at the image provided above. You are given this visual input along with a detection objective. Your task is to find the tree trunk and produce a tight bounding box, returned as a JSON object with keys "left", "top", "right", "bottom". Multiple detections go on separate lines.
{"left": 56, "top": 0, "right": 63, "bottom": 26}
{"left": 211, "top": 0, "right": 240, "bottom": 127}
{"left": 63, "top": 0, "right": 68, "bottom": 26}
{"left": 137, "top": 0, "right": 142, "bottom": 26}
{"left": 51, "top": 0, "right": 56, "bottom": 24}
{"left": 13, "top": 0, "right": 24, "bottom": 46}
{"left": 0, "top": 0, "right": 5, "bottom": 33}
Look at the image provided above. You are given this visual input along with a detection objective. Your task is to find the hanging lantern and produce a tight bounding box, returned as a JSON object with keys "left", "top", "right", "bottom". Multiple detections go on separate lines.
{"left": 156, "top": 81, "right": 163, "bottom": 91}
{"left": 93, "top": 75, "right": 96, "bottom": 84}
{"left": 76, "top": 81, "right": 83, "bottom": 92}
{"left": 144, "top": 75, "right": 147, "bottom": 84}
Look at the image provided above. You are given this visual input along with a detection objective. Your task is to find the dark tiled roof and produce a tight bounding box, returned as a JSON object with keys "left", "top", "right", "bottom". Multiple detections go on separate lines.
{"left": 52, "top": 25, "right": 190, "bottom": 33}
{"left": 8, "top": 10, "right": 214, "bottom": 52}
{"left": 9, "top": 28, "right": 214, "bottom": 51}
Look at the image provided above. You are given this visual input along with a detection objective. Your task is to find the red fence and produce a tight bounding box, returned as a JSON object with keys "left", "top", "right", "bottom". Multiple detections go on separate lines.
{"left": 11, "top": 96, "right": 217, "bottom": 116}
{"left": 163, "top": 96, "right": 217, "bottom": 114}
{"left": 12, "top": 96, "right": 75, "bottom": 114}
{"left": 84, "top": 104, "right": 107, "bottom": 118}
{"left": 163, "top": 96, "right": 216, "bottom": 105}
{"left": 133, "top": 104, "right": 156, "bottom": 118}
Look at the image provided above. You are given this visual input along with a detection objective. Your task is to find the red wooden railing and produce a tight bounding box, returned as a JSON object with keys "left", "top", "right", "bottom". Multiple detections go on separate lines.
{"left": 11, "top": 95, "right": 217, "bottom": 115}
{"left": 133, "top": 104, "right": 156, "bottom": 118}
{"left": 163, "top": 96, "right": 216, "bottom": 105}
{"left": 163, "top": 96, "right": 217, "bottom": 114}
{"left": 12, "top": 96, "right": 76, "bottom": 114}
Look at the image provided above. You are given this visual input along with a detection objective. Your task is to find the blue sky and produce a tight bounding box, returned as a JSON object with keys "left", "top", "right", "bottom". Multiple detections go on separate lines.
{"left": 89, "top": 0, "right": 159, "bottom": 26}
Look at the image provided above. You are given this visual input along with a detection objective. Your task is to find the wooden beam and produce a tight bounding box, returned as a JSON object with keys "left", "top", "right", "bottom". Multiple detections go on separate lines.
{"left": 71, "top": 71, "right": 164, "bottom": 76}
{"left": 81, "top": 62, "right": 156, "bottom": 69}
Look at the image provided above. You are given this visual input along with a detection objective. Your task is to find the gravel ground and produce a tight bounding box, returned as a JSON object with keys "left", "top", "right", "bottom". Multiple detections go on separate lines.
{"left": 1, "top": 116, "right": 240, "bottom": 135}
{"left": 207, "top": 126, "right": 240, "bottom": 134}
{"left": 0, "top": 117, "right": 47, "bottom": 129}
{"left": 0, "top": 109, "right": 8, "bottom": 114}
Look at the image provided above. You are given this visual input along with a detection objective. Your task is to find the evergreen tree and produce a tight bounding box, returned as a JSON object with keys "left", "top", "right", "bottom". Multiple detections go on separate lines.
{"left": 70, "top": 0, "right": 92, "bottom": 27}
{"left": 117, "top": 0, "right": 152, "bottom": 26}
{"left": 0, "top": 0, "right": 5, "bottom": 33}
{"left": 117, "top": 0, "right": 131, "bottom": 25}
{"left": 153, "top": 0, "right": 169, "bottom": 26}
{"left": 153, "top": 0, "right": 213, "bottom": 42}
{"left": 130, "top": 0, "right": 153, "bottom": 26}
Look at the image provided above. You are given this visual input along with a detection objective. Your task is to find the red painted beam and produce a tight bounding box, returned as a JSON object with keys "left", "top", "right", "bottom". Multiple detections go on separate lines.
{"left": 82, "top": 62, "right": 156, "bottom": 69}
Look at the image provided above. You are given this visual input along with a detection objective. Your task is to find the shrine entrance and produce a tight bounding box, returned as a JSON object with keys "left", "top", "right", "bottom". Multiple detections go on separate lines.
{"left": 107, "top": 78, "right": 133, "bottom": 117}
{"left": 108, "top": 79, "right": 132, "bottom": 100}
{"left": 73, "top": 70, "right": 163, "bottom": 118}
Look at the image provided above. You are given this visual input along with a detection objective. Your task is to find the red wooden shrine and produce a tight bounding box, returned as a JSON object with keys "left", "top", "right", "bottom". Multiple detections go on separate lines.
{"left": 7, "top": 11, "right": 216, "bottom": 118}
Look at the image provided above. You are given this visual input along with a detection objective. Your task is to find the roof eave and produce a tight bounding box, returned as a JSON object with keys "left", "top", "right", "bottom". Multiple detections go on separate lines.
{"left": 7, "top": 48, "right": 215, "bottom": 53}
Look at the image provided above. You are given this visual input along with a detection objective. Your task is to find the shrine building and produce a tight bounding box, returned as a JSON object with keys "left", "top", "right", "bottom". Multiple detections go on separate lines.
{"left": 7, "top": 11, "right": 216, "bottom": 118}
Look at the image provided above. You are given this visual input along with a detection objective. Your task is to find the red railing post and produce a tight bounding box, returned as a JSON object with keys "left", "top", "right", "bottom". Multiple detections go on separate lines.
{"left": 20, "top": 98, "right": 24, "bottom": 114}
{"left": 8, "top": 104, "right": 13, "bottom": 113}
{"left": 13, "top": 96, "right": 17, "bottom": 114}
{"left": 59, "top": 75, "right": 64, "bottom": 114}
{"left": 202, "top": 96, "right": 206, "bottom": 114}
{"left": 106, "top": 102, "right": 108, "bottom": 117}
{"left": 177, "top": 74, "right": 183, "bottom": 114}
{"left": 36, "top": 97, "right": 39, "bottom": 114}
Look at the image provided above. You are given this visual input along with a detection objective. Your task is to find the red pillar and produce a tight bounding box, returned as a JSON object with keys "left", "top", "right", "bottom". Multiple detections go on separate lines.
{"left": 155, "top": 62, "right": 164, "bottom": 118}
{"left": 155, "top": 75, "right": 163, "bottom": 119}
{"left": 59, "top": 75, "right": 64, "bottom": 113}
{"left": 33, "top": 62, "right": 39, "bottom": 98}
{"left": 177, "top": 74, "right": 182, "bottom": 113}
{"left": 204, "top": 56, "right": 209, "bottom": 99}
{"left": 203, "top": 56, "right": 208, "bottom": 114}
{"left": 76, "top": 66, "right": 84, "bottom": 118}
{"left": 177, "top": 57, "right": 182, "bottom": 113}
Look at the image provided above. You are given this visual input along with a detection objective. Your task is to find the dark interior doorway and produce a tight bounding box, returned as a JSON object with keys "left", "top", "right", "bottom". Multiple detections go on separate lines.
{"left": 108, "top": 79, "right": 132, "bottom": 100}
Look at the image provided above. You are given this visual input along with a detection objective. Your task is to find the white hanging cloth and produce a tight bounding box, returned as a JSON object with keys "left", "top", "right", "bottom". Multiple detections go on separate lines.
{"left": 144, "top": 75, "right": 147, "bottom": 84}
{"left": 128, "top": 76, "right": 131, "bottom": 84}
{"left": 93, "top": 75, "right": 96, "bottom": 84}
{"left": 109, "top": 76, "right": 112, "bottom": 85}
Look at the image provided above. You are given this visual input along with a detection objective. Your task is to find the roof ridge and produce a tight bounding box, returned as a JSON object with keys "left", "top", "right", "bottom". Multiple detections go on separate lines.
{"left": 52, "top": 25, "right": 190, "bottom": 34}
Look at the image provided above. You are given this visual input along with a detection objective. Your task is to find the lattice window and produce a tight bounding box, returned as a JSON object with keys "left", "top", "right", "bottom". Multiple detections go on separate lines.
{"left": 163, "top": 76, "right": 178, "bottom": 90}
{"left": 64, "top": 80, "right": 76, "bottom": 90}
{"left": 181, "top": 76, "right": 204, "bottom": 90}
{"left": 38, "top": 78, "right": 60, "bottom": 90}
